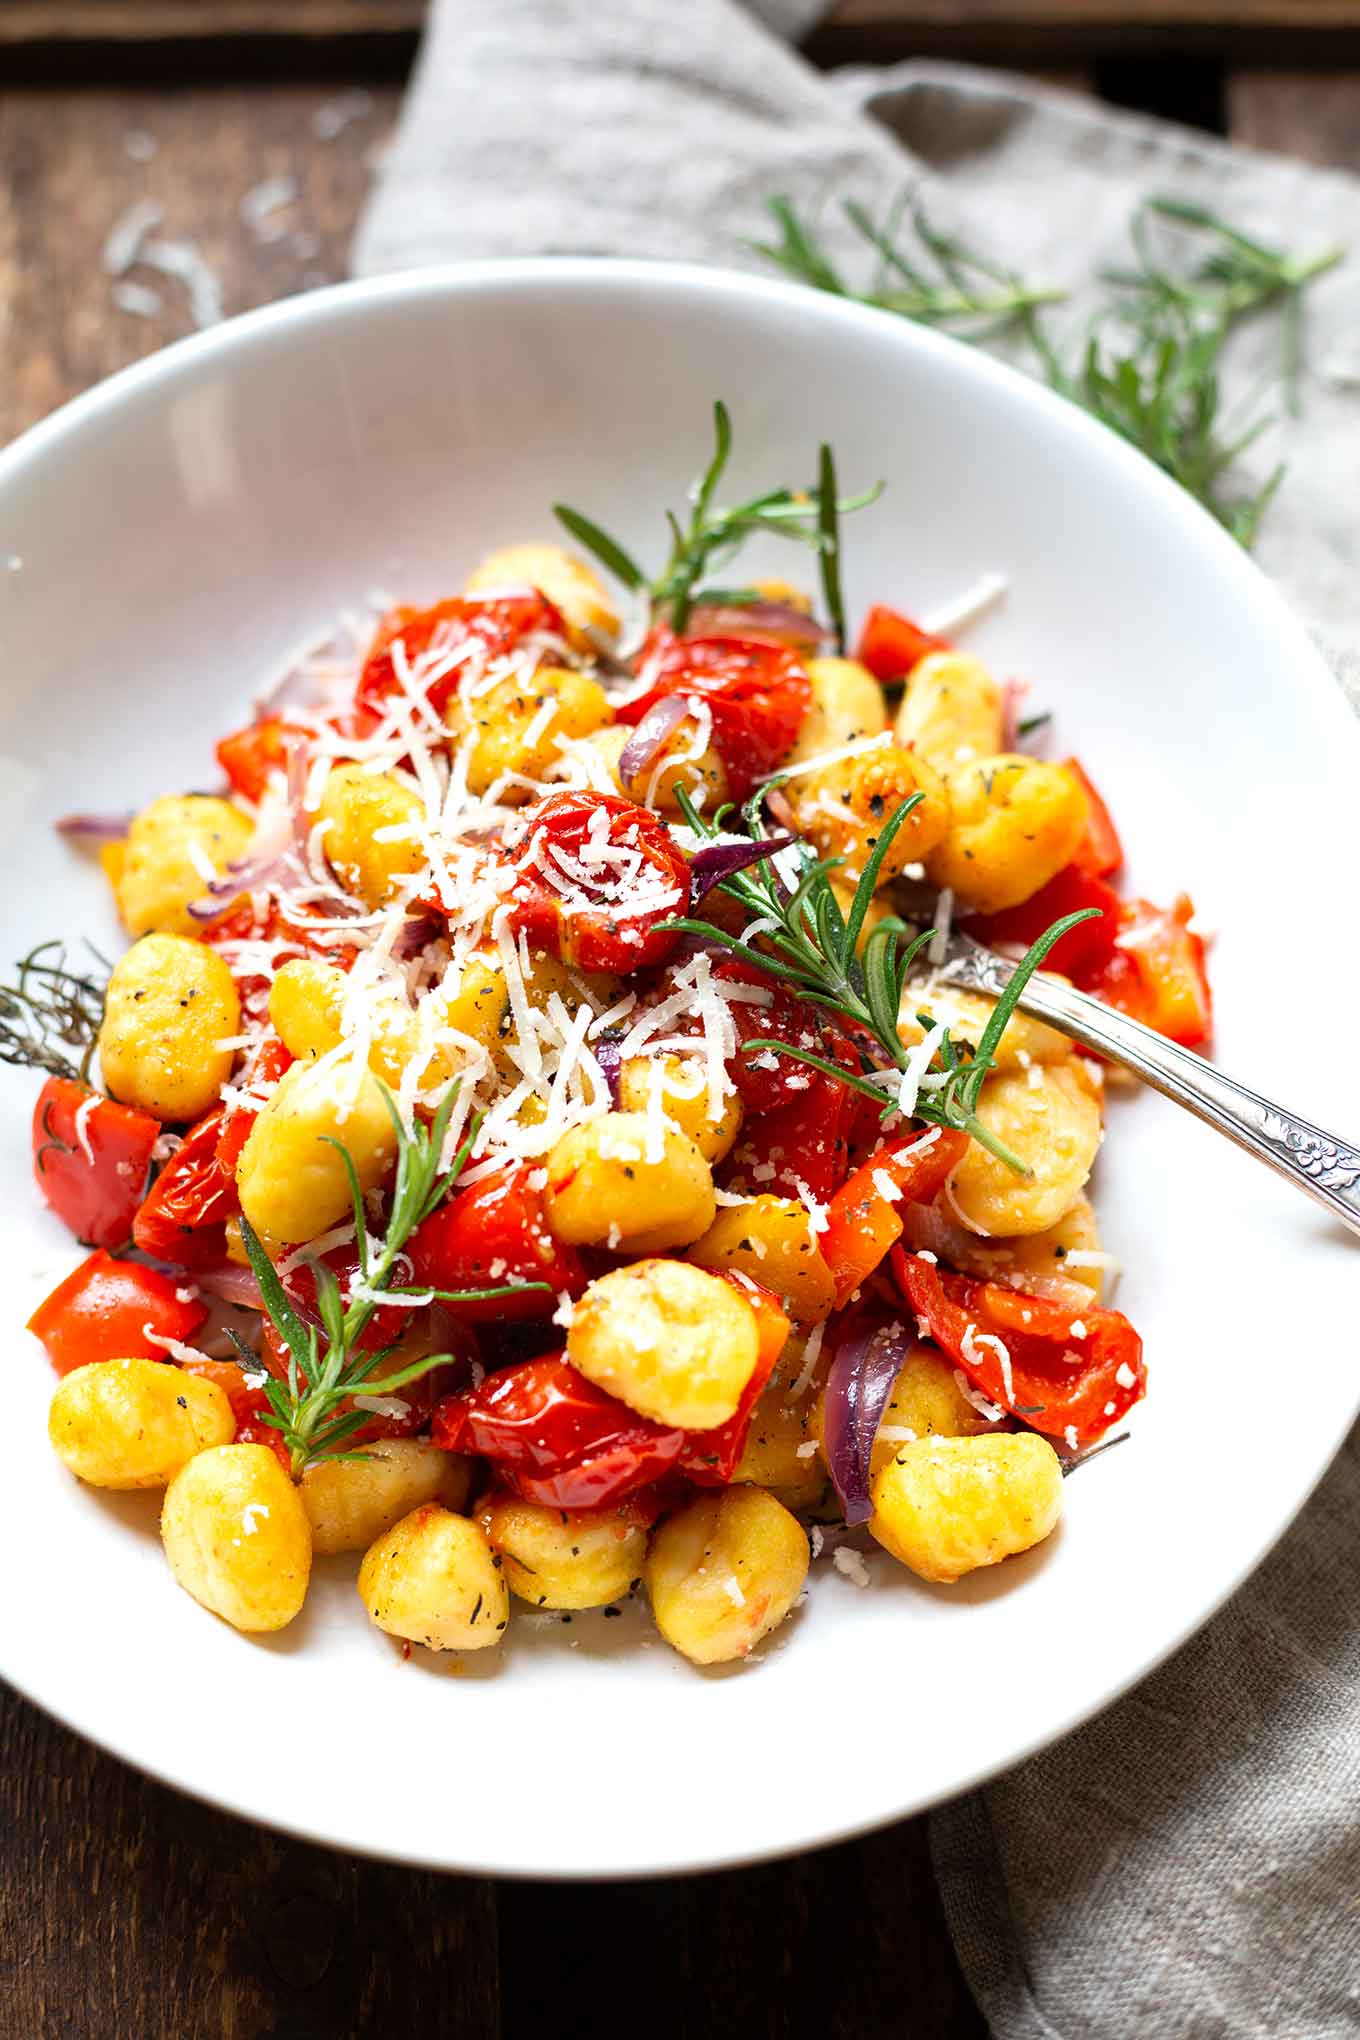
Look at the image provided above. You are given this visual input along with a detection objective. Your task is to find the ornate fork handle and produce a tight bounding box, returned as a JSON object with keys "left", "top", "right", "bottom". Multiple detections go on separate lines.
{"left": 941, "top": 939, "right": 1360, "bottom": 1240}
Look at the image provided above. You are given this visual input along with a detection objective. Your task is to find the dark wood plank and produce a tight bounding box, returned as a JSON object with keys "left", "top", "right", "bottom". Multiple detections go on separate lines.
{"left": 0, "top": 0, "right": 421, "bottom": 42}
{"left": 0, "top": 82, "right": 398, "bottom": 443}
{"left": 0, "top": 1679, "right": 501, "bottom": 2038}
{"left": 1226, "top": 68, "right": 1360, "bottom": 162}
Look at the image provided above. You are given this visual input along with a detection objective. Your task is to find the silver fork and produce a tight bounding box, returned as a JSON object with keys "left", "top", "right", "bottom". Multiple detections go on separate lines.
{"left": 938, "top": 931, "right": 1360, "bottom": 1240}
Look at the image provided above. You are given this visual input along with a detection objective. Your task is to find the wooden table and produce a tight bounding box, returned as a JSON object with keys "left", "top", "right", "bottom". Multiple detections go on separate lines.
{"left": 2, "top": 12, "right": 1356, "bottom": 2034}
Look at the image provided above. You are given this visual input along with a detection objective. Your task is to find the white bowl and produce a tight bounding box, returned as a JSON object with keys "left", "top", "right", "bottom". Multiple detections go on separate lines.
{"left": 2, "top": 261, "right": 1356, "bottom": 1879}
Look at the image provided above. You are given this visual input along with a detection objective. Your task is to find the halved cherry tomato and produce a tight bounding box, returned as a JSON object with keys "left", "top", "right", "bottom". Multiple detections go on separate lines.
{"left": 132, "top": 1109, "right": 237, "bottom": 1268}
{"left": 713, "top": 959, "right": 829, "bottom": 1115}
{"left": 506, "top": 790, "right": 691, "bottom": 974}
{"left": 32, "top": 1077, "right": 159, "bottom": 1249}
{"left": 680, "top": 1276, "right": 788, "bottom": 1486}
{"left": 964, "top": 862, "right": 1121, "bottom": 985}
{"left": 1065, "top": 758, "right": 1124, "bottom": 879}
{"left": 892, "top": 1248, "right": 1145, "bottom": 1447}
{"left": 179, "top": 1355, "right": 270, "bottom": 1425}
{"left": 354, "top": 591, "right": 567, "bottom": 731}
{"left": 617, "top": 632, "right": 812, "bottom": 798}
{"left": 27, "top": 1249, "right": 206, "bottom": 1376}
{"left": 821, "top": 1128, "right": 970, "bottom": 1307}
{"left": 1086, "top": 895, "right": 1212, "bottom": 1048}
{"left": 854, "top": 604, "right": 948, "bottom": 683}
{"left": 433, "top": 1354, "right": 686, "bottom": 1509}
{"left": 278, "top": 1245, "right": 412, "bottom": 1355}
{"left": 407, "top": 1164, "right": 587, "bottom": 1322}
{"left": 216, "top": 717, "right": 309, "bottom": 803}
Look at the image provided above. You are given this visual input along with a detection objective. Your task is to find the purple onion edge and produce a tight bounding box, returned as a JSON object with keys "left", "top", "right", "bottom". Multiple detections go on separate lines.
{"left": 823, "top": 1319, "right": 915, "bottom": 1527}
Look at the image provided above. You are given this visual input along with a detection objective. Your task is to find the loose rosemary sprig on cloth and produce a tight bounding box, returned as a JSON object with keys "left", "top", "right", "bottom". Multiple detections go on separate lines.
{"left": 753, "top": 194, "right": 1343, "bottom": 545}
{"left": 667, "top": 787, "right": 1094, "bottom": 1172}
{"left": 238, "top": 1085, "right": 548, "bottom": 1474}
{"left": 554, "top": 399, "right": 880, "bottom": 640}
{"left": 0, "top": 940, "right": 108, "bottom": 1082}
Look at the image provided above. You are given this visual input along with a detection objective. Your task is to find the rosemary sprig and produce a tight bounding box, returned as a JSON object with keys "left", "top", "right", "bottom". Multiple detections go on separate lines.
{"left": 753, "top": 193, "right": 1343, "bottom": 545}
{"left": 667, "top": 786, "right": 1094, "bottom": 1172}
{"left": 554, "top": 401, "right": 881, "bottom": 636}
{"left": 238, "top": 1084, "right": 549, "bottom": 1475}
{"left": 0, "top": 940, "right": 108, "bottom": 1082}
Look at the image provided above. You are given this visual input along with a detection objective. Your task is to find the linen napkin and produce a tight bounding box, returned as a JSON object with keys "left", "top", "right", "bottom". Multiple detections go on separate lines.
{"left": 354, "top": 11, "right": 1360, "bottom": 2034}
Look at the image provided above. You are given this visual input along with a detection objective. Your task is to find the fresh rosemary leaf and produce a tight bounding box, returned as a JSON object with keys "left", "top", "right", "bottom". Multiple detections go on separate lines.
{"left": 551, "top": 504, "right": 646, "bottom": 590}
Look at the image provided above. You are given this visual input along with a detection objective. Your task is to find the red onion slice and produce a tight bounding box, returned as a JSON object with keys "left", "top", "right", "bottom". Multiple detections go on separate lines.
{"left": 686, "top": 600, "right": 831, "bottom": 649}
{"left": 592, "top": 1031, "right": 625, "bottom": 1105}
{"left": 192, "top": 1262, "right": 265, "bottom": 1311}
{"left": 688, "top": 832, "right": 795, "bottom": 903}
{"left": 56, "top": 813, "right": 133, "bottom": 849}
{"left": 618, "top": 694, "right": 691, "bottom": 785}
{"left": 823, "top": 1317, "right": 914, "bottom": 1526}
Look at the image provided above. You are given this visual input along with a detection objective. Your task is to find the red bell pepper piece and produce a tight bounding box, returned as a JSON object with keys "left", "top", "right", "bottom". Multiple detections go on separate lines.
{"left": 31, "top": 1077, "right": 159, "bottom": 1250}
{"left": 616, "top": 632, "right": 812, "bottom": 799}
{"left": 506, "top": 790, "right": 691, "bottom": 974}
{"left": 407, "top": 1164, "right": 587, "bottom": 1322}
{"left": 821, "top": 1128, "right": 969, "bottom": 1307}
{"left": 216, "top": 717, "right": 309, "bottom": 803}
{"left": 1085, "top": 895, "right": 1213, "bottom": 1048}
{"left": 854, "top": 605, "right": 949, "bottom": 684}
{"left": 964, "top": 862, "right": 1121, "bottom": 986}
{"left": 892, "top": 1248, "right": 1145, "bottom": 1447}
{"left": 28, "top": 1249, "right": 207, "bottom": 1376}
{"left": 1065, "top": 758, "right": 1124, "bottom": 879}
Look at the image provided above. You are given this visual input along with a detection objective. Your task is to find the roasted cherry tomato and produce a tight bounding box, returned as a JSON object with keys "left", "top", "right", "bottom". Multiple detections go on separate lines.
{"left": 433, "top": 1354, "right": 686, "bottom": 1509}
{"left": 214, "top": 1037, "right": 293, "bottom": 1178}
{"left": 216, "top": 717, "right": 310, "bottom": 803}
{"left": 821, "top": 1128, "right": 970, "bottom": 1307}
{"left": 178, "top": 1355, "right": 270, "bottom": 1426}
{"left": 1085, "top": 895, "right": 1212, "bottom": 1047}
{"left": 408, "top": 1164, "right": 588, "bottom": 1322}
{"left": 132, "top": 1108, "right": 238, "bottom": 1267}
{"left": 27, "top": 1249, "right": 207, "bottom": 1376}
{"left": 892, "top": 1248, "right": 1146, "bottom": 1447}
{"left": 1065, "top": 758, "right": 1124, "bottom": 879}
{"left": 278, "top": 1244, "right": 412, "bottom": 1355}
{"left": 964, "top": 862, "right": 1121, "bottom": 985}
{"left": 506, "top": 790, "right": 691, "bottom": 974}
{"left": 723, "top": 1029, "right": 864, "bottom": 1203}
{"left": 354, "top": 591, "right": 567, "bottom": 730}
{"left": 854, "top": 604, "right": 949, "bottom": 683}
{"left": 713, "top": 958, "right": 830, "bottom": 1115}
{"left": 32, "top": 1077, "right": 159, "bottom": 1250}
{"left": 617, "top": 632, "right": 812, "bottom": 798}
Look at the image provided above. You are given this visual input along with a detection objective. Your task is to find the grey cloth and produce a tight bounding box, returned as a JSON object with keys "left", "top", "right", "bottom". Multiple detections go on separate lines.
{"left": 355, "top": 12, "right": 1360, "bottom": 2035}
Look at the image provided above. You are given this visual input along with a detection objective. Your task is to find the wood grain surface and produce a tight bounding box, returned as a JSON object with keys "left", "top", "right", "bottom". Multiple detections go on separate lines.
{"left": 1, "top": 37, "right": 1354, "bottom": 2040}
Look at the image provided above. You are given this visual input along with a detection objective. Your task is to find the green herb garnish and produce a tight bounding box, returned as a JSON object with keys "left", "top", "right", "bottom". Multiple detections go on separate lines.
{"left": 238, "top": 1083, "right": 549, "bottom": 1475}
{"left": 0, "top": 939, "right": 108, "bottom": 1082}
{"left": 554, "top": 400, "right": 880, "bottom": 635}
{"left": 753, "top": 193, "right": 1343, "bottom": 545}
{"left": 667, "top": 786, "right": 1094, "bottom": 1172}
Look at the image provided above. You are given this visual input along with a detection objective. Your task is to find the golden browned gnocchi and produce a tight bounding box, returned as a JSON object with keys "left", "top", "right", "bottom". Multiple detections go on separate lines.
{"left": 49, "top": 1359, "right": 235, "bottom": 1490}
{"left": 898, "top": 976, "right": 1073, "bottom": 1071}
{"left": 463, "top": 541, "right": 620, "bottom": 648}
{"left": 270, "top": 952, "right": 506, "bottom": 1093}
{"left": 616, "top": 1053, "right": 742, "bottom": 1164}
{"left": 479, "top": 1492, "right": 648, "bottom": 1609}
{"left": 358, "top": 1503, "right": 508, "bottom": 1651}
{"left": 162, "top": 1442, "right": 312, "bottom": 1632}
{"left": 236, "top": 1053, "right": 399, "bottom": 1248}
{"left": 645, "top": 1488, "right": 809, "bottom": 1664}
{"left": 946, "top": 1061, "right": 1103, "bottom": 1236}
{"left": 787, "top": 656, "right": 888, "bottom": 764}
{"left": 924, "top": 755, "right": 1089, "bottom": 913}
{"left": 315, "top": 763, "right": 427, "bottom": 908}
{"left": 786, "top": 742, "right": 950, "bottom": 887}
{"left": 301, "top": 1441, "right": 471, "bottom": 1557}
{"left": 686, "top": 1197, "right": 836, "bottom": 1324}
{"left": 567, "top": 1258, "right": 758, "bottom": 1429}
{"left": 114, "top": 794, "right": 252, "bottom": 938}
{"left": 98, "top": 932, "right": 241, "bottom": 1122}
{"left": 894, "top": 649, "right": 1005, "bottom": 773}
{"left": 545, "top": 1111, "right": 715, "bottom": 1253}
{"left": 445, "top": 668, "right": 613, "bottom": 795}
{"left": 869, "top": 1433, "right": 1063, "bottom": 1583}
